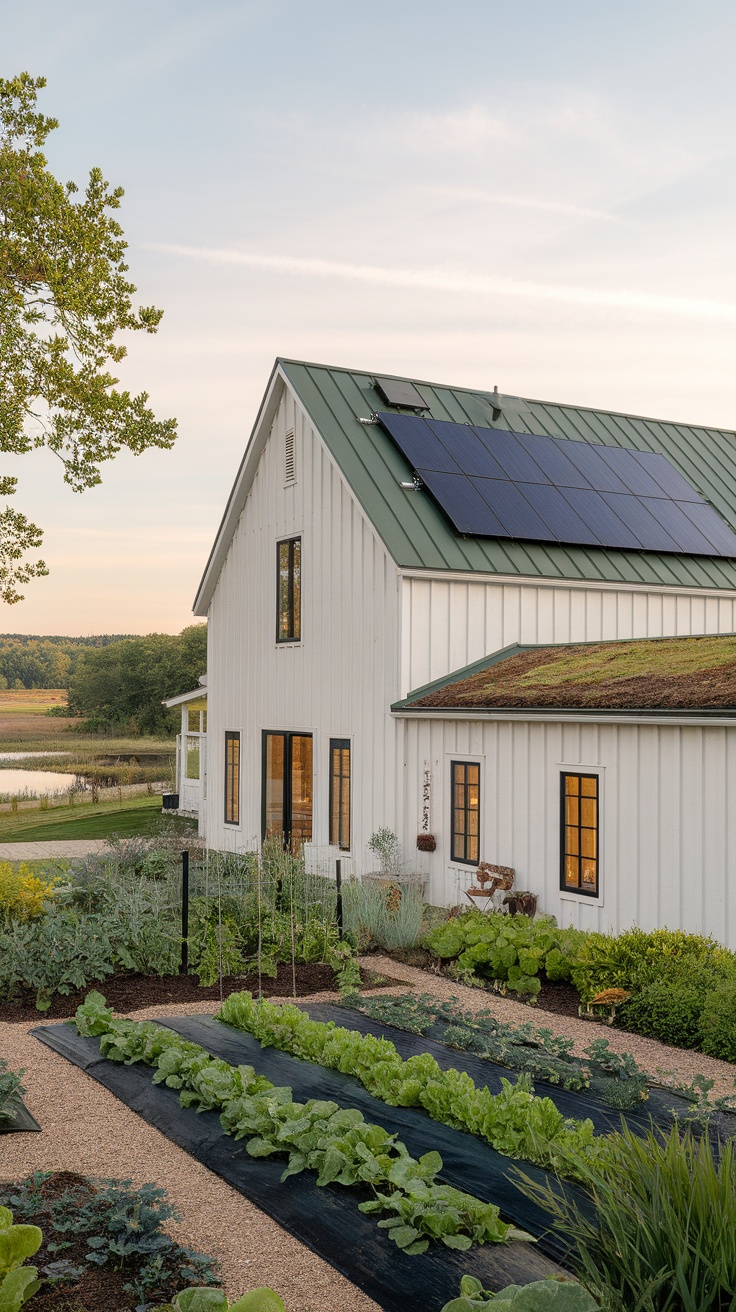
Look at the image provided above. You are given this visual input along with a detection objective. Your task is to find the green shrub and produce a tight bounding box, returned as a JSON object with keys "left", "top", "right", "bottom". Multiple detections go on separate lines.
{"left": 700, "top": 978, "right": 736, "bottom": 1062}
{"left": 620, "top": 960, "right": 719, "bottom": 1050}
{"left": 570, "top": 926, "right": 730, "bottom": 1004}
{"left": 342, "top": 879, "right": 424, "bottom": 951}
{"left": 516, "top": 1124, "right": 736, "bottom": 1311}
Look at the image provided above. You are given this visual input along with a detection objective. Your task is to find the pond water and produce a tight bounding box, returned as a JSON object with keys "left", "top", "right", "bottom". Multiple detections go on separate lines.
{"left": 0, "top": 768, "right": 83, "bottom": 798}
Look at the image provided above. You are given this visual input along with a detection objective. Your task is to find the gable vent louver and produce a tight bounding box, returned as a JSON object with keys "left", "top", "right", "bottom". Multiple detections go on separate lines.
{"left": 284, "top": 427, "right": 296, "bottom": 485}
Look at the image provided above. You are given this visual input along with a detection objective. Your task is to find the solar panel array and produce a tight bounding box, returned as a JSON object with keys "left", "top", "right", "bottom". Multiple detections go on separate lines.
{"left": 377, "top": 412, "right": 736, "bottom": 558}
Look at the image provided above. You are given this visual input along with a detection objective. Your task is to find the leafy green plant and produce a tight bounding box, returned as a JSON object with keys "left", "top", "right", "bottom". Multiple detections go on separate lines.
{"left": 152, "top": 1287, "right": 285, "bottom": 1311}
{"left": 344, "top": 994, "right": 648, "bottom": 1109}
{"left": 72, "top": 995, "right": 532, "bottom": 1258}
{"left": 217, "top": 992, "right": 601, "bottom": 1175}
{"left": 441, "top": 1273, "right": 599, "bottom": 1310}
{"left": 367, "top": 828, "right": 401, "bottom": 876}
{"left": 0, "top": 1060, "right": 26, "bottom": 1126}
{"left": 425, "top": 912, "right": 584, "bottom": 997}
{"left": 327, "top": 940, "right": 362, "bottom": 994}
{"left": 0, "top": 1206, "right": 42, "bottom": 1311}
{"left": 515, "top": 1124, "right": 736, "bottom": 1311}
{"left": 0, "top": 1172, "right": 216, "bottom": 1308}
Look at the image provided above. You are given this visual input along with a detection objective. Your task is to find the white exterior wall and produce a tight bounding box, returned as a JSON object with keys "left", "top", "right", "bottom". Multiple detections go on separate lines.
{"left": 205, "top": 383, "right": 400, "bottom": 856}
{"left": 400, "top": 574, "right": 736, "bottom": 696}
{"left": 397, "top": 714, "right": 736, "bottom": 947}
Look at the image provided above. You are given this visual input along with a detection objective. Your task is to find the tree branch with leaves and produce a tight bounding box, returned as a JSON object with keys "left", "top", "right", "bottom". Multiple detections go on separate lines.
{"left": 0, "top": 72, "right": 177, "bottom": 602}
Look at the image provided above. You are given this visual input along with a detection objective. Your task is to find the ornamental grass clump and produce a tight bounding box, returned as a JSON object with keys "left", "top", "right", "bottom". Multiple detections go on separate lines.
{"left": 516, "top": 1124, "right": 736, "bottom": 1311}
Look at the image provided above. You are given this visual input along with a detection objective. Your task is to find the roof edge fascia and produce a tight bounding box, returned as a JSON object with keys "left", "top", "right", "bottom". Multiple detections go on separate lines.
{"left": 163, "top": 687, "right": 208, "bottom": 708}
{"left": 392, "top": 707, "right": 736, "bottom": 726}
{"left": 193, "top": 362, "right": 286, "bottom": 616}
{"left": 398, "top": 566, "right": 736, "bottom": 600}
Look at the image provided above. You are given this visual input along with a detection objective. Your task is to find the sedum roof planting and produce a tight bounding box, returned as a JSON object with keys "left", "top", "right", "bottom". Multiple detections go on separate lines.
{"left": 279, "top": 359, "right": 736, "bottom": 591}
{"left": 396, "top": 635, "right": 736, "bottom": 711}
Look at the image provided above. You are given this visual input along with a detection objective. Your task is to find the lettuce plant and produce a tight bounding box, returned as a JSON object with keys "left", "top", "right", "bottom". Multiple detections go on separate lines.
{"left": 216, "top": 992, "right": 601, "bottom": 1175}
{"left": 73, "top": 995, "right": 531, "bottom": 1258}
{"left": 152, "top": 1285, "right": 285, "bottom": 1311}
{"left": 441, "top": 1274, "right": 599, "bottom": 1310}
{"left": 0, "top": 1206, "right": 42, "bottom": 1311}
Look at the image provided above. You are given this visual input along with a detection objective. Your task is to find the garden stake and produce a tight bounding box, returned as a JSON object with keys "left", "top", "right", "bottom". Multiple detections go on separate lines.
{"left": 336, "top": 858, "right": 343, "bottom": 940}
{"left": 217, "top": 852, "right": 224, "bottom": 1002}
{"left": 257, "top": 848, "right": 263, "bottom": 1001}
{"left": 180, "top": 849, "right": 190, "bottom": 975}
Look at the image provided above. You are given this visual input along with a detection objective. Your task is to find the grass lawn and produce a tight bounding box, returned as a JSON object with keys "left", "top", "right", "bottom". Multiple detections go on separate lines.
{"left": 0, "top": 793, "right": 195, "bottom": 842}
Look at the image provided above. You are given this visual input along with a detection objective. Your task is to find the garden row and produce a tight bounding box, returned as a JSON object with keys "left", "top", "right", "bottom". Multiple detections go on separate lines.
{"left": 425, "top": 910, "right": 736, "bottom": 1063}
{"left": 23, "top": 991, "right": 736, "bottom": 1311}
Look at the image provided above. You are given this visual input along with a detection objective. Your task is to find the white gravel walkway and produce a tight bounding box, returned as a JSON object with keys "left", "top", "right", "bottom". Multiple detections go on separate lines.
{"left": 0, "top": 839, "right": 111, "bottom": 858}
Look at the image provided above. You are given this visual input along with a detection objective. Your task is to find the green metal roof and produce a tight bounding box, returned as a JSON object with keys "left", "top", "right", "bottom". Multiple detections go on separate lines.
{"left": 279, "top": 358, "right": 736, "bottom": 590}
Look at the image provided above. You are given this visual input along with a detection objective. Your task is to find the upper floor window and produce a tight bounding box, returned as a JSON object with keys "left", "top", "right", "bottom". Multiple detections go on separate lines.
{"left": 451, "top": 760, "right": 480, "bottom": 864}
{"left": 561, "top": 772, "right": 599, "bottom": 896}
{"left": 277, "top": 537, "right": 301, "bottom": 642}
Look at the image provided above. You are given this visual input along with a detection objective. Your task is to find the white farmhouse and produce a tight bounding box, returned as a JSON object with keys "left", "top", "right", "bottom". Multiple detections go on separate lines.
{"left": 187, "top": 359, "right": 736, "bottom": 947}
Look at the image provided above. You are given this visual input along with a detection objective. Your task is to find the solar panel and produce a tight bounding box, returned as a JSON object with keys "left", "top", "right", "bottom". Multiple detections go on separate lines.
{"left": 374, "top": 377, "right": 428, "bottom": 409}
{"left": 378, "top": 411, "right": 736, "bottom": 558}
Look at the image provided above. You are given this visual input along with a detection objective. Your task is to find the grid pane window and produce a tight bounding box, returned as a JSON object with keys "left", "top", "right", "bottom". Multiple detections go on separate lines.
{"left": 224, "top": 732, "right": 240, "bottom": 825}
{"left": 451, "top": 761, "right": 480, "bottom": 864}
{"left": 277, "top": 537, "right": 301, "bottom": 642}
{"left": 329, "top": 739, "right": 351, "bottom": 850}
{"left": 561, "top": 773, "right": 599, "bottom": 896}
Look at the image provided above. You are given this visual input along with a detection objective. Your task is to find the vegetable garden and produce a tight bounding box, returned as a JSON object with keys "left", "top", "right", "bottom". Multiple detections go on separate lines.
{"left": 3, "top": 836, "right": 736, "bottom": 1308}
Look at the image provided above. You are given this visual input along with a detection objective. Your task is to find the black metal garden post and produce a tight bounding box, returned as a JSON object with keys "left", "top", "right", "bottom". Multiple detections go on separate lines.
{"left": 335, "top": 857, "right": 343, "bottom": 940}
{"left": 180, "top": 849, "right": 190, "bottom": 974}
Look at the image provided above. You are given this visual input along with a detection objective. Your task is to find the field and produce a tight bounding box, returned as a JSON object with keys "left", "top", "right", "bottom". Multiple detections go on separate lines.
{"left": 0, "top": 792, "right": 194, "bottom": 841}
{"left": 0, "top": 689, "right": 178, "bottom": 839}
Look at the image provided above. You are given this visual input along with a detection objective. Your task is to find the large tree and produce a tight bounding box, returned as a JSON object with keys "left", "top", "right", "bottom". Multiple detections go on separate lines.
{"left": 0, "top": 73, "right": 176, "bottom": 602}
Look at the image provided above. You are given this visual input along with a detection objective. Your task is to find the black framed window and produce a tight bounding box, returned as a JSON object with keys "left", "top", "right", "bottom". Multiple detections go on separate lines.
{"left": 451, "top": 760, "right": 480, "bottom": 864}
{"left": 329, "top": 739, "right": 351, "bottom": 850}
{"left": 277, "top": 537, "right": 301, "bottom": 642}
{"left": 262, "top": 730, "right": 313, "bottom": 849}
{"left": 561, "top": 773, "right": 599, "bottom": 896}
{"left": 224, "top": 731, "right": 240, "bottom": 825}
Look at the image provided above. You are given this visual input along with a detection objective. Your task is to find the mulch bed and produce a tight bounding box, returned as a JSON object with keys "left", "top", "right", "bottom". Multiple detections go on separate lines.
{"left": 0, "top": 1171, "right": 208, "bottom": 1312}
{"left": 534, "top": 978, "right": 583, "bottom": 1018}
{"left": 0, "top": 962, "right": 396, "bottom": 1024}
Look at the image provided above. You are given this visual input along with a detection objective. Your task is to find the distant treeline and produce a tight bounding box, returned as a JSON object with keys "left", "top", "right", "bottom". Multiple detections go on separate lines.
{"left": 68, "top": 625, "right": 207, "bottom": 735}
{"left": 0, "top": 634, "right": 136, "bottom": 689}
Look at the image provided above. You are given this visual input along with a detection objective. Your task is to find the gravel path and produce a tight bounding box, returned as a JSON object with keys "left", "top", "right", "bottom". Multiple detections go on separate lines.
{"left": 3, "top": 958, "right": 735, "bottom": 1309}
{"left": 0, "top": 993, "right": 380, "bottom": 1312}
{"left": 0, "top": 839, "right": 112, "bottom": 858}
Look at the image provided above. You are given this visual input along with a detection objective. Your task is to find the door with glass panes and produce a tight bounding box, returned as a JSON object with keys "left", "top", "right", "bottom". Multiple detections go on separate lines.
{"left": 262, "top": 732, "right": 313, "bottom": 850}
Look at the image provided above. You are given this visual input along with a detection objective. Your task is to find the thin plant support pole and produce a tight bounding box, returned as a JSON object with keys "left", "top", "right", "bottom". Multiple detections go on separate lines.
{"left": 336, "top": 858, "right": 343, "bottom": 941}
{"left": 180, "top": 850, "right": 190, "bottom": 975}
{"left": 217, "top": 851, "right": 224, "bottom": 1003}
{"left": 290, "top": 857, "right": 297, "bottom": 999}
{"left": 257, "top": 848, "right": 263, "bottom": 1002}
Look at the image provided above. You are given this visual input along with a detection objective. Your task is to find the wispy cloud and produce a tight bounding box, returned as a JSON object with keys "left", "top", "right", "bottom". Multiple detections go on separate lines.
{"left": 148, "top": 242, "right": 736, "bottom": 324}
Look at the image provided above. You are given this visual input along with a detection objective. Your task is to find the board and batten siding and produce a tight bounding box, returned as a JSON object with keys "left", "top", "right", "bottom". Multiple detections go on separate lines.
{"left": 396, "top": 714, "right": 736, "bottom": 947}
{"left": 399, "top": 574, "right": 736, "bottom": 696}
{"left": 205, "top": 382, "right": 401, "bottom": 856}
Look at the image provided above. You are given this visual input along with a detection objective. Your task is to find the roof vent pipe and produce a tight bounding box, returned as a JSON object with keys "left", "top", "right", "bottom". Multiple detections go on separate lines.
{"left": 491, "top": 385, "right": 502, "bottom": 420}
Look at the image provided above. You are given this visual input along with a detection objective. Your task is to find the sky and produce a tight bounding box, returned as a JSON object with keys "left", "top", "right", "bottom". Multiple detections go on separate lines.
{"left": 4, "top": 0, "right": 736, "bottom": 635}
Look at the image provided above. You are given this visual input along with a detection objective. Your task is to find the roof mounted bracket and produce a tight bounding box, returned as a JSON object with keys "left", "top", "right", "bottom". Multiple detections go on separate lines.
{"left": 358, "top": 415, "right": 379, "bottom": 425}
{"left": 399, "top": 475, "right": 423, "bottom": 491}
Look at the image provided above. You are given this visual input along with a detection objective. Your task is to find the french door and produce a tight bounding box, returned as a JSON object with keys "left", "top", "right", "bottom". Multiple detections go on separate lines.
{"left": 262, "top": 731, "right": 313, "bottom": 849}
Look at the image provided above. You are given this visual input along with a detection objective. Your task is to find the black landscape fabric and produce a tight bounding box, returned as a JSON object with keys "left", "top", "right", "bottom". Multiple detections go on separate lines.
{"left": 33, "top": 1020, "right": 572, "bottom": 1312}
{"left": 0, "top": 1094, "right": 40, "bottom": 1134}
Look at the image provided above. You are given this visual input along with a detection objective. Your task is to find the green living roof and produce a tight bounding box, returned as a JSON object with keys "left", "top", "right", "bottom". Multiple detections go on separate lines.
{"left": 394, "top": 634, "right": 736, "bottom": 712}
{"left": 279, "top": 359, "right": 736, "bottom": 591}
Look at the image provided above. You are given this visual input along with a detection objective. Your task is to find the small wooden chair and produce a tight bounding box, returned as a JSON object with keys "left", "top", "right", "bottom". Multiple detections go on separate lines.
{"left": 465, "top": 863, "right": 515, "bottom": 912}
